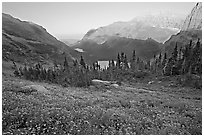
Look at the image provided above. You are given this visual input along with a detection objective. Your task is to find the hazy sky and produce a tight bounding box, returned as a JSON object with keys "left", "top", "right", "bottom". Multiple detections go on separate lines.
{"left": 3, "top": 2, "right": 196, "bottom": 39}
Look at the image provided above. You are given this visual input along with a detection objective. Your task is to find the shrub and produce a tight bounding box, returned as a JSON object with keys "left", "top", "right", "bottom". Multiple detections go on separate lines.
{"left": 178, "top": 74, "right": 202, "bottom": 89}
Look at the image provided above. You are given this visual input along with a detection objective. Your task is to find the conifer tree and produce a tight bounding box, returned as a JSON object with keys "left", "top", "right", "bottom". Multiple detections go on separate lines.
{"left": 171, "top": 43, "right": 179, "bottom": 75}
{"left": 92, "top": 62, "right": 96, "bottom": 70}
{"left": 164, "top": 57, "right": 173, "bottom": 76}
{"left": 18, "top": 66, "right": 24, "bottom": 76}
{"left": 162, "top": 52, "right": 167, "bottom": 69}
{"left": 63, "top": 56, "right": 69, "bottom": 71}
{"left": 172, "top": 43, "right": 178, "bottom": 64}
{"left": 111, "top": 60, "right": 115, "bottom": 68}
{"left": 12, "top": 61, "right": 20, "bottom": 77}
{"left": 151, "top": 55, "right": 156, "bottom": 73}
{"left": 13, "top": 68, "right": 20, "bottom": 77}
{"left": 158, "top": 53, "right": 162, "bottom": 66}
{"left": 80, "top": 56, "right": 86, "bottom": 68}
{"left": 145, "top": 60, "right": 151, "bottom": 70}
{"left": 116, "top": 53, "right": 121, "bottom": 69}
{"left": 121, "top": 52, "right": 125, "bottom": 62}
{"left": 156, "top": 52, "right": 163, "bottom": 74}
{"left": 182, "top": 40, "right": 193, "bottom": 74}
{"left": 130, "top": 50, "right": 136, "bottom": 70}
{"left": 178, "top": 46, "right": 183, "bottom": 61}
{"left": 133, "top": 50, "right": 136, "bottom": 61}
{"left": 191, "top": 38, "right": 201, "bottom": 74}
{"left": 124, "top": 54, "right": 129, "bottom": 69}
{"left": 108, "top": 60, "right": 111, "bottom": 68}
{"left": 23, "top": 65, "right": 29, "bottom": 79}
{"left": 12, "top": 61, "right": 17, "bottom": 69}
{"left": 73, "top": 59, "right": 78, "bottom": 67}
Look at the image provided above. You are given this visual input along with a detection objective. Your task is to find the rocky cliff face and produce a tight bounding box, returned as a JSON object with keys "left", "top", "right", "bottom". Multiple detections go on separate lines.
{"left": 163, "top": 3, "right": 202, "bottom": 56}
{"left": 182, "top": 2, "right": 202, "bottom": 30}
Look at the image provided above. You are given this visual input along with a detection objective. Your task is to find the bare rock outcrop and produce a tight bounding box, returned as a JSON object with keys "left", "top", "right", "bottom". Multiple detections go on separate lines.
{"left": 91, "top": 79, "right": 119, "bottom": 88}
{"left": 182, "top": 2, "right": 202, "bottom": 31}
{"left": 19, "top": 85, "right": 49, "bottom": 94}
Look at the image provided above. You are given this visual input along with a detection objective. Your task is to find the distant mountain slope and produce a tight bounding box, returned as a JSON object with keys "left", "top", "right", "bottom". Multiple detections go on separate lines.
{"left": 132, "top": 13, "right": 184, "bottom": 29}
{"left": 182, "top": 2, "right": 202, "bottom": 31}
{"left": 2, "top": 13, "right": 78, "bottom": 64}
{"left": 82, "top": 14, "right": 184, "bottom": 44}
{"left": 60, "top": 39, "right": 79, "bottom": 46}
{"left": 73, "top": 37, "right": 162, "bottom": 62}
{"left": 163, "top": 3, "right": 202, "bottom": 56}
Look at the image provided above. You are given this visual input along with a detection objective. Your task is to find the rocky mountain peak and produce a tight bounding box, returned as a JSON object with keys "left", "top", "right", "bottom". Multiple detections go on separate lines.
{"left": 82, "top": 14, "right": 183, "bottom": 44}
{"left": 182, "top": 2, "right": 202, "bottom": 30}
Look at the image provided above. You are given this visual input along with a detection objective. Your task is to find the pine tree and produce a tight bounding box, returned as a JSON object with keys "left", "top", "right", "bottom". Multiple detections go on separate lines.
{"left": 156, "top": 52, "right": 163, "bottom": 75}
{"left": 164, "top": 57, "right": 173, "bottom": 76}
{"left": 116, "top": 53, "right": 121, "bottom": 69}
{"left": 172, "top": 43, "right": 178, "bottom": 64}
{"left": 92, "top": 62, "right": 96, "bottom": 70}
{"left": 130, "top": 50, "right": 136, "bottom": 71}
{"left": 108, "top": 60, "right": 111, "bottom": 68}
{"left": 63, "top": 56, "right": 69, "bottom": 71}
{"left": 73, "top": 59, "right": 78, "bottom": 67}
{"left": 162, "top": 52, "right": 167, "bottom": 69}
{"left": 182, "top": 40, "right": 193, "bottom": 74}
{"left": 124, "top": 54, "right": 129, "bottom": 69}
{"left": 158, "top": 53, "right": 162, "bottom": 66}
{"left": 133, "top": 50, "right": 136, "bottom": 61}
{"left": 175, "top": 46, "right": 184, "bottom": 75}
{"left": 13, "top": 68, "right": 20, "bottom": 77}
{"left": 12, "top": 61, "right": 20, "bottom": 77}
{"left": 145, "top": 60, "right": 151, "bottom": 70}
{"left": 171, "top": 43, "right": 179, "bottom": 75}
{"left": 23, "top": 65, "right": 29, "bottom": 79}
{"left": 18, "top": 66, "right": 24, "bottom": 76}
{"left": 151, "top": 55, "right": 156, "bottom": 73}
{"left": 80, "top": 56, "right": 86, "bottom": 68}
{"left": 121, "top": 52, "right": 125, "bottom": 62}
{"left": 12, "top": 61, "right": 17, "bottom": 69}
{"left": 120, "top": 52, "right": 125, "bottom": 69}
{"left": 191, "top": 38, "right": 202, "bottom": 74}
{"left": 111, "top": 60, "right": 115, "bottom": 68}
{"left": 178, "top": 46, "right": 183, "bottom": 61}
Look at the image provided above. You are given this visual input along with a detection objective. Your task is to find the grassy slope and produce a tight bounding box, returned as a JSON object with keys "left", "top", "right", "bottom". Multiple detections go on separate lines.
{"left": 2, "top": 62, "right": 202, "bottom": 135}
{"left": 2, "top": 13, "right": 79, "bottom": 64}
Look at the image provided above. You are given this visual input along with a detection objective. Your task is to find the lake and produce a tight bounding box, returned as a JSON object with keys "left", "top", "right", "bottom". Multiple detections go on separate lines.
{"left": 98, "top": 61, "right": 109, "bottom": 69}
{"left": 98, "top": 60, "right": 131, "bottom": 69}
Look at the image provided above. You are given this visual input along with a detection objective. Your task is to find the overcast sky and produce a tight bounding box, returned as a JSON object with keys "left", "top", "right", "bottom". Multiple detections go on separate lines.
{"left": 3, "top": 2, "right": 196, "bottom": 39}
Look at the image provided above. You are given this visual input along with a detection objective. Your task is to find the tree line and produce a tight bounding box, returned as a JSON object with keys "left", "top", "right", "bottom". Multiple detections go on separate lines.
{"left": 13, "top": 39, "right": 201, "bottom": 87}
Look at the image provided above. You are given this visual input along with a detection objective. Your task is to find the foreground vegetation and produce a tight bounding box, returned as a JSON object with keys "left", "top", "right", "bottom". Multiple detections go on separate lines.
{"left": 2, "top": 70, "right": 202, "bottom": 135}
{"left": 2, "top": 39, "right": 202, "bottom": 135}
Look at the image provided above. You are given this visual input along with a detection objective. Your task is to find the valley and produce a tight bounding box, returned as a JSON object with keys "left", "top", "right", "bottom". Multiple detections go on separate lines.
{"left": 2, "top": 61, "right": 202, "bottom": 135}
{"left": 2, "top": 2, "right": 202, "bottom": 135}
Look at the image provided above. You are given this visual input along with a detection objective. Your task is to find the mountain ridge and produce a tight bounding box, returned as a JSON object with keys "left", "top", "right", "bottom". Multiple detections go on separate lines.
{"left": 73, "top": 36, "right": 162, "bottom": 62}
{"left": 82, "top": 13, "right": 184, "bottom": 44}
{"left": 163, "top": 2, "right": 202, "bottom": 56}
{"left": 2, "top": 13, "right": 79, "bottom": 64}
{"left": 182, "top": 2, "right": 202, "bottom": 31}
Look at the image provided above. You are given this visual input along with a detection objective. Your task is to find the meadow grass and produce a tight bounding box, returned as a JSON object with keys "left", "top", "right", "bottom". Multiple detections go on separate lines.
{"left": 2, "top": 75, "right": 202, "bottom": 135}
